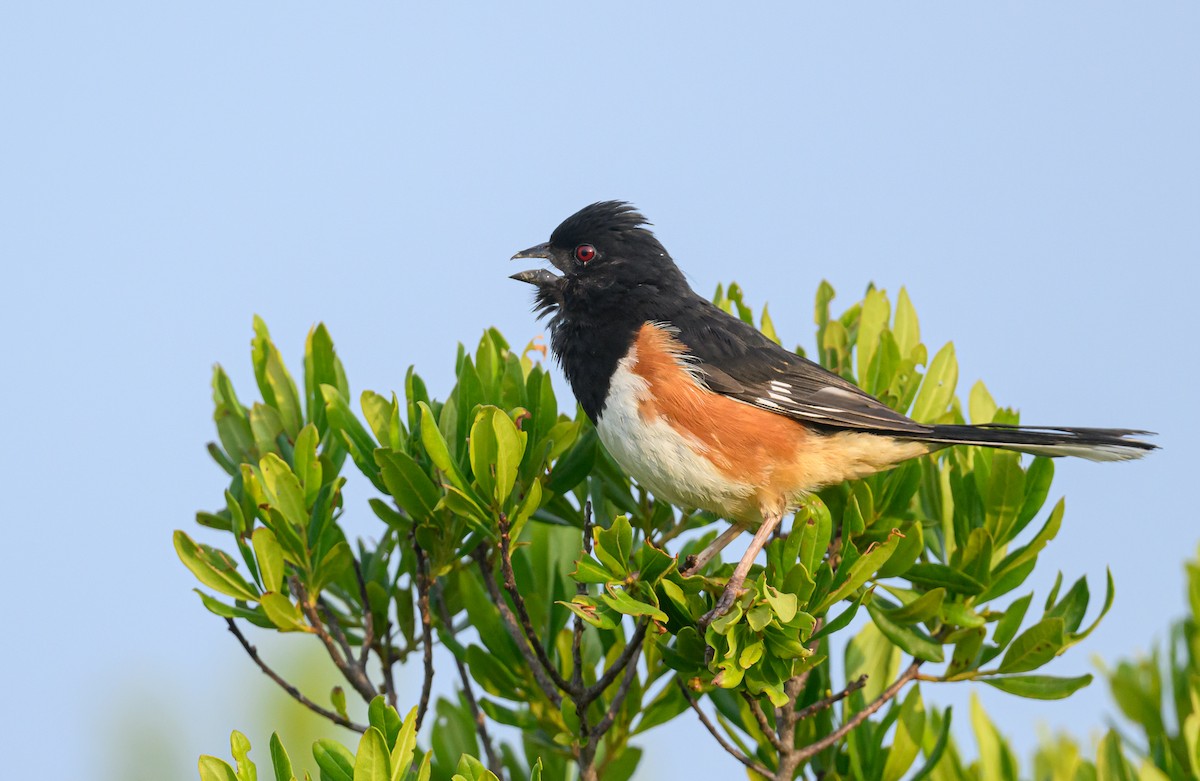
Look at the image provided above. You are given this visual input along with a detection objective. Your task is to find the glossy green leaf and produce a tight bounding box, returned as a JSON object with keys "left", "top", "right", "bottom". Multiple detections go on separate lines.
{"left": 375, "top": 448, "right": 441, "bottom": 520}
{"left": 814, "top": 533, "right": 900, "bottom": 613}
{"left": 260, "top": 592, "right": 308, "bottom": 632}
{"left": 905, "top": 562, "right": 985, "bottom": 596}
{"left": 260, "top": 453, "right": 308, "bottom": 529}
{"left": 981, "top": 673, "right": 1093, "bottom": 700}
{"left": 268, "top": 733, "right": 293, "bottom": 781}
{"left": 312, "top": 739, "right": 355, "bottom": 781}
{"left": 998, "top": 618, "right": 1066, "bottom": 673}
{"left": 199, "top": 756, "right": 239, "bottom": 781}
{"left": 353, "top": 728, "right": 390, "bottom": 781}
{"left": 252, "top": 528, "right": 285, "bottom": 592}
{"left": 867, "top": 601, "right": 944, "bottom": 662}
{"left": 911, "top": 342, "right": 957, "bottom": 423}
{"left": 175, "top": 531, "right": 259, "bottom": 601}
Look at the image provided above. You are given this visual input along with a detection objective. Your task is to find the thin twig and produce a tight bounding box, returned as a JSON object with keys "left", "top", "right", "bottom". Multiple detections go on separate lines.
{"left": 353, "top": 558, "right": 375, "bottom": 668}
{"left": 295, "top": 578, "right": 378, "bottom": 702}
{"left": 792, "top": 662, "right": 922, "bottom": 764}
{"left": 678, "top": 681, "right": 773, "bottom": 778}
{"left": 225, "top": 618, "right": 367, "bottom": 733}
{"left": 588, "top": 631, "right": 645, "bottom": 739}
{"left": 413, "top": 542, "right": 435, "bottom": 731}
{"left": 475, "top": 546, "right": 563, "bottom": 707}
{"left": 793, "top": 675, "right": 868, "bottom": 723}
{"left": 497, "top": 513, "right": 574, "bottom": 693}
{"left": 585, "top": 621, "right": 648, "bottom": 700}
{"left": 435, "top": 586, "right": 502, "bottom": 776}
{"left": 743, "top": 692, "right": 785, "bottom": 752}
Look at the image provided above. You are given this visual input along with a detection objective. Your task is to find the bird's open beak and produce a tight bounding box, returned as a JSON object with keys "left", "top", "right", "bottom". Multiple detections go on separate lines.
{"left": 510, "top": 268, "right": 561, "bottom": 286}
{"left": 511, "top": 242, "right": 553, "bottom": 261}
{"left": 510, "top": 242, "right": 566, "bottom": 286}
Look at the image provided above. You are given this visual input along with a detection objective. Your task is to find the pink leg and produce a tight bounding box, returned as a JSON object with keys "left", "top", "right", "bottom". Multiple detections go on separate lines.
{"left": 681, "top": 523, "right": 746, "bottom": 575}
{"left": 698, "top": 510, "right": 783, "bottom": 631}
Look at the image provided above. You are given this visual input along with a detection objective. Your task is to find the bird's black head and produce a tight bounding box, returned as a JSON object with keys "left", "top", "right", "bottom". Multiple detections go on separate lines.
{"left": 510, "top": 201, "right": 689, "bottom": 320}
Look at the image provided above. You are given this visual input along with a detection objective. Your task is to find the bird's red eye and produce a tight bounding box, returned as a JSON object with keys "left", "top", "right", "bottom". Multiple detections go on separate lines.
{"left": 574, "top": 244, "right": 597, "bottom": 263}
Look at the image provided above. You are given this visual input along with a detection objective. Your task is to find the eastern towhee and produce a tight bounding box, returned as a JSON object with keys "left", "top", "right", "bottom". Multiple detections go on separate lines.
{"left": 512, "top": 201, "right": 1155, "bottom": 625}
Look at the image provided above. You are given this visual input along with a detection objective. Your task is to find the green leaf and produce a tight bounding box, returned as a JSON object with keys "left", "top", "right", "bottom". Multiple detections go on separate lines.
{"left": 882, "top": 588, "right": 945, "bottom": 625}
{"left": 252, "top": 528, "right": 285, "bottom": 592}
{"left": 867, "top": 601, "right": 944, "bottom": 662}
{"left": 594, "top": 515, "right": 633, "bottom": 578}
{"left": 814, "top": 533, "right": 900, "bottom": 613}
{"left": 175, "top": 531, "right": 259, "bottom": 601}
{"left": 998, "top": 617, "right": 1066, "bottom": 673}
{"left": 981, "top": 673, "right": 1093, "bottom": 700}
{"left": 260, "top": 592, "right": 309, "bottom": 632}
{"left": 199, "top": 756, "right": 239, "bottom": 781}
{"left": 230, "top": 731, "right": 256, "bottom": 781}
{"left": 417, "top": 401, "right": 471, "bottom": 493}
{"left": 491, "top": 408, "right": 525, "bottom": 505}
{"left": 391, "top": 707, "right": 420, "bottom": 780}
{"left": 990, "top": 498, "right": 1065, "bottom": 588}
{"left": 881, "top": 688, "right": 925, "bottom": 781}
{"left": 375, "top": 449, "right": 441, "bottom": 520}
{"left": 260, "top": 453, "right": 309, "bottom": 529}
{"left": 905, "top": 562, "right": 985, "bottom": 596}
{"left": 968, "top": 380, "right": 997, "bottom": 425}
{"left": 251, "top": 316, "right": 304, "bottom": 436}
{"left": 911, "top": 342, "right": 957, "bottom": 423}
{"left": 268, "top": 734, "right": 294, "bottom": 781}
{"left": 312, "top": 739, "right": 355, "bottom": 781}
{"left": 353, "top": 728, "right": 390, "bottom": 781}
{"left": 908, "top": 706, "right": 952, "bottom": 781}
{"left": 857, "top": 288, "right": 891, "bottom": 386}
{"left": 293, "top": 424, "right": 323, "bottom": 507}
{"left": 893, "top": 287, "right": 920, "bottom": 360}
{"left": 602, "top": 585, "right": 668, "bottom": 622}
{"left": 992, "top": 594, "right": 1032, "bottom": 649}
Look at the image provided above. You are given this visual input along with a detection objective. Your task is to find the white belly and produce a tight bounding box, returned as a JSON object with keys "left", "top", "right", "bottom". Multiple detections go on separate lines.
{"left": 594, "top": 353, "right": 757, "bottom": 520}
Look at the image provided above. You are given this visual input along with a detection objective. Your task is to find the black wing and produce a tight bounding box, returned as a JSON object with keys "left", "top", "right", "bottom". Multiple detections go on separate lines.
{"left": 668, "top": 298, "right": 933, "bottom": 435}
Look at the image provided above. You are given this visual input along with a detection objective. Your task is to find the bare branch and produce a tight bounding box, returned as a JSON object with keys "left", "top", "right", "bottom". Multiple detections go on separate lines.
{"left": 474, "top": 546, "right": 563, "bottom": 707}
{"left": 793, "top": 662, "right": 922, "bottom": 765}
{"left": 294, "top": 578, "right": 378, "bottom": 702}
{"left": 497, "top": 513, "right": 574, "bottom": 694}
{"left": 224, "top": 618, "right": 367, "bottom": 733}
{"left": 588, "top": 631, "right": 645, "bottom": 739}
{"left": 743, "top": 692, "right": 785, "bottom": 752}
{"left": 585, "top": 620, "right": 649, "bottom": 700}
{"left": 678, "top": 681, "right": 773, "bottom": 778}
{"left": 413, "top": 542, "right": 435, "bottom": 731}
{"left": 794, "top": 675, "right": 868, "bottom": 723}
{"left": 352, "top": 558, "right": 375, "bottom": 669}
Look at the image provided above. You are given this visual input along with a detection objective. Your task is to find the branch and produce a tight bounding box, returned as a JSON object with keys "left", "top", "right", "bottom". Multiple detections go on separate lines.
{"left": 678, "top": 681, "right": 773, "bottom": 778}
{"left": 588, "top": 630, "right": 645, "bottom": 738}
{"left": 294, "top": 578, "right": 378, "bottom": 703}
{"left": 497, "top": 513, "right": 574, "bottom": 694}
{"left": 474, "top": 546, "right": 563, "bottom": 707}
{"left": 743, "top": 692, "right": 785, "bottom": 752}
{"left": 435, "top": 586, "right": 502, "bottom": 777}
{"left": 584, "top": 620, "right": 648, "bottom": 700}
{"left": 793, "top": 675, "right": 868, "bottom": 723}
{"left": 413, "top": 542, "right": 435, "bottom": 731}
{"left": 225, "top": 618, "right": 367, "bottom": 733}
{"left": 793, "top": 662, "right": 922, "bottom": 765}
{"left": 352, "top": 558, "right": 375, "bottom": 669}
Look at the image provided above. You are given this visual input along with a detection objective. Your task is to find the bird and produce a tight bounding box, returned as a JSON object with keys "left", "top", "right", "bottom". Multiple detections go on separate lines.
{"left": 510, "top": 200, "right": 1156, "bottom": 626}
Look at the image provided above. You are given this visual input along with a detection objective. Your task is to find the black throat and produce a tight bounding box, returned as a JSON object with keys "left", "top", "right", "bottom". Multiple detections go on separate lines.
{"left": 547, "top": 275, "right": 692, "bottom": 423}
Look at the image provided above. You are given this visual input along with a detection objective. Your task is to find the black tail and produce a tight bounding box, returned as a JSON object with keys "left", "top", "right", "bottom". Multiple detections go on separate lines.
{"left": 912, "top": 424, "right": 1157, "bottom": 462}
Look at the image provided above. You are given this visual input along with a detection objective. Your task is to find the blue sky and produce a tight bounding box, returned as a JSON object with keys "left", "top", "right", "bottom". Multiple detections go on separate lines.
{"left": 2, "top": 3, "right": 1197, "bottom": 778}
